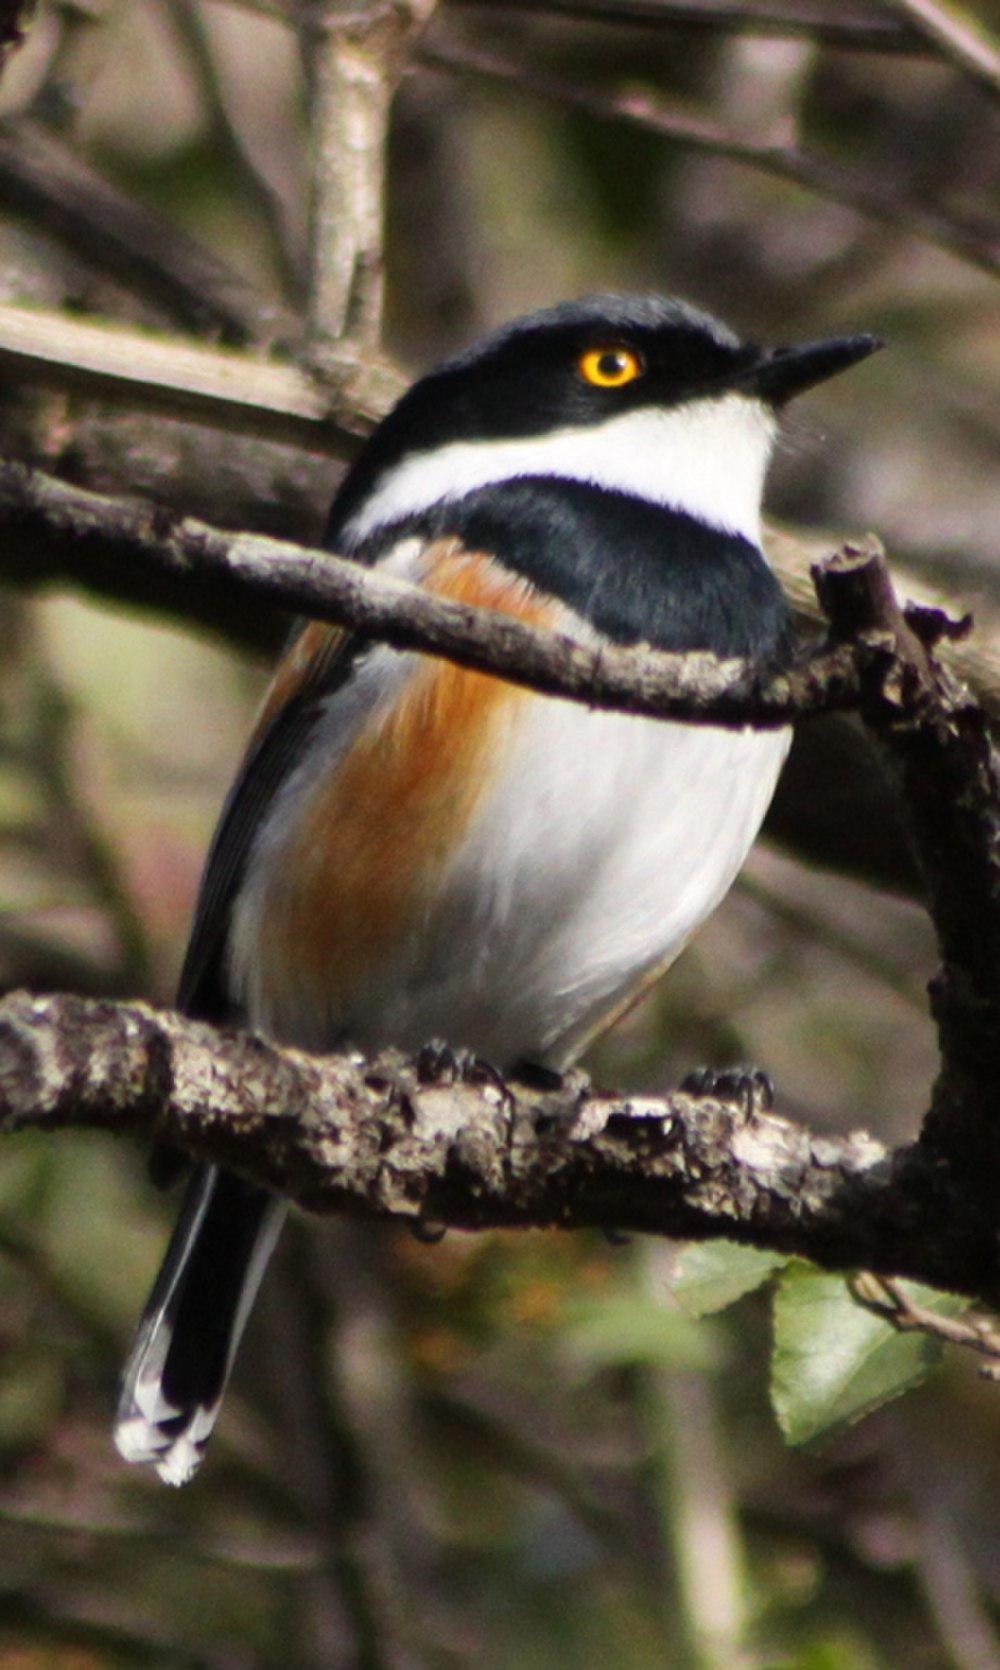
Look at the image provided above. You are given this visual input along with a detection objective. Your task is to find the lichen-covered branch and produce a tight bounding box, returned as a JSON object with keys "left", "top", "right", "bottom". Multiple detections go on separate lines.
{"left": 0, "top": 989, "right": 995, "bottom": 1303}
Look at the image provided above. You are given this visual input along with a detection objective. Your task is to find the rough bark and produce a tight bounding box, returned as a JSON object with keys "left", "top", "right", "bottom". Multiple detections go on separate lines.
{"left": 0, "top": 989, "right": 995, "bottom": 1303}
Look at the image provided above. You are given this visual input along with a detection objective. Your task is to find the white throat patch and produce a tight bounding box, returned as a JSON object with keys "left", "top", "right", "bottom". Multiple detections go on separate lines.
{"left": 343, "top": 394, "right": 777, "bottom": 549}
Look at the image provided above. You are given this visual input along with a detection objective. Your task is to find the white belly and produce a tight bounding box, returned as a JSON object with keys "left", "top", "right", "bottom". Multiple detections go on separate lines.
{"left": 342, "top": 693, "right": 790, "bottom": 1068}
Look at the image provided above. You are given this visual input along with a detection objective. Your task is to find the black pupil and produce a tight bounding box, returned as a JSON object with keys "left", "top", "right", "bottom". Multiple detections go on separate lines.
{"left": 598, "top": 351, "right": 628, "bottom": 377}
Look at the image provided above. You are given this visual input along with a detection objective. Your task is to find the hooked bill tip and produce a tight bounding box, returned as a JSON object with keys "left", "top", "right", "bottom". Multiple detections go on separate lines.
{"left": 748, "top": 333, "right": 883, "bottom": 405}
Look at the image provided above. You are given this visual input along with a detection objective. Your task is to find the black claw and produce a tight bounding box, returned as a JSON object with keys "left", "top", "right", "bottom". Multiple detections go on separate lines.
{"left": 511, "top": 1059, "right": 565, "bottom": 1092}
{"left": 416, "top": 1039, "right": 509, "bottom": 1102}
{"left": 680, "top": 1065, "right": 774, "bottom": 1116}
{"left": 603, "top": 1227, "right": 631, "bottom": 1247}
{"left": 416, "top": 1039, "right": 464, "bottom": 1083}
{"left": 410, "top": 1218, "right": 448, "bottom": 1245}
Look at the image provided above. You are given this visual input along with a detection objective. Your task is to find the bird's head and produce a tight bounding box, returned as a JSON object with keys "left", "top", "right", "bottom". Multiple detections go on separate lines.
{"left": 331, "top": 295, "right": 881, "bottom": 550}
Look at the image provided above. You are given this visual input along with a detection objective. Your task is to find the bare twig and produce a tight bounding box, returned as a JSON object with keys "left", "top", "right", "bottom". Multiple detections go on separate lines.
{"left": 851, "top": 1274, "right": 1000, "bottom": 1378}
{"left": 1, "top": 987, "right": 997, "bottom": 1303}
{"left": 0, "top": 301, "right": 404, "bottom": 451}
{"left": 642, "top": 1242, "right": 748, "bottom": 1669}
{"left": 765, "top": 524, "right": 1000, "bottom": 722}
{"left": 302, "top": 0, "right": 439, "bottom": 358}
{"left": 169, "top": 0, "right": 306, "bottom": 302}
{"left": 421, "top": 38, "right": 1000, "bottom": 279}
{"left": 0, "top": 120, "right": 296, "bottom": 346}
{"left": 884, "top": 0, "right": 1000, "bottom": 103}
{"left": 211, "top": 0, "right": 930, "bottom": 54}
{"left": 452, "top": 0, "right": 928, "bottom": 54}
{"left": 735, "top": 870, "right": 926, "bottom": 1012}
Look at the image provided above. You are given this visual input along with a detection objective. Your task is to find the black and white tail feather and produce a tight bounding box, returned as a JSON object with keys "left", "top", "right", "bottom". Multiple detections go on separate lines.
{"left": 114, "top": 1166, "right": 286, "bottom": 1486}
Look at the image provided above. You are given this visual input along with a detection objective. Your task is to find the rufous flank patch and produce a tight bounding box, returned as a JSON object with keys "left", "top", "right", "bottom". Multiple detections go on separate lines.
{"left": 263, "top": 544, "right": 552, "bottom": 1010}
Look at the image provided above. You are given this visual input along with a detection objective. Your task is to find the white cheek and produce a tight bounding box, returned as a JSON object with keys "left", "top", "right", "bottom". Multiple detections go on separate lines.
{"left": 343, "top": 395, "right": 777, "bottom": 549}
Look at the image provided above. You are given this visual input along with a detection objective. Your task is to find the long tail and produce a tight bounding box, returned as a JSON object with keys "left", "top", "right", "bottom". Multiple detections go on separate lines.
{"left": 114, "top": 1165, "right": 286, "bottom": 1486}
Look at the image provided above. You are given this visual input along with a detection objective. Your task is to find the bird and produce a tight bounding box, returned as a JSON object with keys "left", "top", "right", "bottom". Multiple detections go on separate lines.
{"left": 114, "top": 293, "right": 880, "bottom": 1484}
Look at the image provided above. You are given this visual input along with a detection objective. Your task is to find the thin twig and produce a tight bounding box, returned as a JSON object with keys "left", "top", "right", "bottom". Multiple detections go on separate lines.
{"left": 735, "top": 870, "right": 927, "bottom": 1012}
{"left": 0, "top": 120, "right": 295, "bottom": 346}
{"left": 420, "top": 38, "right": 1000, "bottom": 279}
{"left": 884, "top": 0, "right": 1000, "bottom": 103}
{"left": 0, "top": 457, "right": 862, "bottom": 731}
{"left": 851, "top": 1274, "right": 1000, "bottom": 1378}
{"left": 451, "top": 0, "right": 928, "bottom": 54}
{"left": 169, "top": 0, "right": 306, "bottom": 301}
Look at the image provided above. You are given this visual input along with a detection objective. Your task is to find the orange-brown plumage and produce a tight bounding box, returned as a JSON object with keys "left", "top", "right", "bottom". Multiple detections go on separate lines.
{"left": 248, "top": 619, "right": 348, "bottom": 748}
{"left": 260, "top": 544, "right": 554, "bottom": 1013}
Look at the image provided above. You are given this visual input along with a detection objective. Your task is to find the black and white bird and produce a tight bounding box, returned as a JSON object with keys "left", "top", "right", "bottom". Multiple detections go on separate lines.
{"left": 114, "top": 294, "right": 879, "bottom": 1483}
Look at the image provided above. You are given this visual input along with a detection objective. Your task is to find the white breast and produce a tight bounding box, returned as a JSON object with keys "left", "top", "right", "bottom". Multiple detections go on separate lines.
{"left": 349, "top": 690, "right": 790, "bottom": 1067}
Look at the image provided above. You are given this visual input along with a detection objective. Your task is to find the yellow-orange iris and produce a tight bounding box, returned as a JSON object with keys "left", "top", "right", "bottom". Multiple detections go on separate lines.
{"left": 577, "top": 345, "right": 645, "bottom": 388}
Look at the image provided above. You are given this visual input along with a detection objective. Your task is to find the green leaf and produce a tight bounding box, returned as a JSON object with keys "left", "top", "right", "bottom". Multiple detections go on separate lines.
{"left": 771, "top": 1263, "right": 967, "bottom": 1446}
{"left": 669, "top": 1239, "right": 788, "bottom": 1317}
{"left": 563, "top": 1292, "right": 723, "bottom": 1374}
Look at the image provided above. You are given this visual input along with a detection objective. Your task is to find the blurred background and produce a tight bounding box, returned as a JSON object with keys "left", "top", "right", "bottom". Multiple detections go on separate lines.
{"left": 0, "top": 1, "right": 998, "bottom": 1664}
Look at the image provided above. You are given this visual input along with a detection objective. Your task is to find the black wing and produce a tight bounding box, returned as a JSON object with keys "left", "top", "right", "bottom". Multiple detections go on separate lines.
{"left": 177, "top": 622, "right": 358, "bottom": 1022}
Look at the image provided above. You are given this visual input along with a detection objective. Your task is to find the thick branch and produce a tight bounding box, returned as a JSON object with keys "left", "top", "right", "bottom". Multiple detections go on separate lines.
{"left": 814, "top": 546, "right": 1000, "bottom": 1182}
{"left": 1, "top": 990, "right": 995, "bottom": 1303}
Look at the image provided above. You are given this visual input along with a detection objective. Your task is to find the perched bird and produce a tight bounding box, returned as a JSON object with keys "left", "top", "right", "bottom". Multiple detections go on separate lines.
{"left": 115, "top": 294, "right": 879, "bottom": 1484}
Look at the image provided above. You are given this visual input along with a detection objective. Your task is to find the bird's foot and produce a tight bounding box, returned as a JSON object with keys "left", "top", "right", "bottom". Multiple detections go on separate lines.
{"left": 680, "top": 1065, "right": 774, "bottom": 1118}
{"left": 415, "top": 1038, "right": 508, "bottom": 1098}
{"left": 510, "top": 1059, "right": 565, "bottom": 1092}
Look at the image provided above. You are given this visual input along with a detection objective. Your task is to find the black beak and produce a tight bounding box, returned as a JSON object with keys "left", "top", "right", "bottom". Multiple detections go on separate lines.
{"left": 743, "top": 333, "right": 883, "bottom": 406}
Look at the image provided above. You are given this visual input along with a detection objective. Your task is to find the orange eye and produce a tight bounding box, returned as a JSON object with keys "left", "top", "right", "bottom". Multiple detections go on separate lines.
{"left": 577, "top": 345, "right": 644, "bottom": 388}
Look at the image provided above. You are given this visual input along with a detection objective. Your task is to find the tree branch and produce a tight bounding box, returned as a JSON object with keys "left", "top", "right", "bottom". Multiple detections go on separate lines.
{"left": 814, "top": 546, "right": 1000, "bottom": 1184}
{"left": 421, "top": 38, "right": 1000, "bottom": 280}
{"left": 0, "top": 120, "right": 296, "bottom": 346}
{"left": 884, "top": 0, "right": 1000, "bottom": 104}
{"left": 0, "top": 456, "right": 864, "bottom": 729}
{"left": 0, "top": 302, "right": 403, "bottom": 454}
{"left": 0, "top": 988, "right": 995, "bottom": 1303}
{"left": 302, "top": 0, "right": 439, "bottom": 358}
{"left": 451, "top": 0, "right": 928, "bottom": 55}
